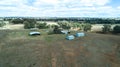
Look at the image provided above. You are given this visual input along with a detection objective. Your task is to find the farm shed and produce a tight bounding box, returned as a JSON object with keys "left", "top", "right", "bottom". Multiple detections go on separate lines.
{"left": 61, "top": 30, "right": 68, "bottom": 34}
{"left": 75, "top": 32, "right": 85, "bottom": 37}
{"left": 66, "top": 35, "right": 75, "bottom": 40}
{"left": 61, "top": 30, "right": 70, "bottom": 34}
{"left": 30, "top": 28, "right": 39, "bottom": 31}
{"left": 29, "top": 31, "right": 40, "bottom": 36}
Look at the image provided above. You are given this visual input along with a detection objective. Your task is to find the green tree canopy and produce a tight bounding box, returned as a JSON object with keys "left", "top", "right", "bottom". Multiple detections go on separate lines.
{"left": 0, "top": 20, "right": 5, "bottom": 27}
{"left": 36, "top": 22, "right": 48, "bottom": 29}
{"left": 113, "top": 25, "right": 120, "bottom": 33}
{"left": 58, "top": 21, "right": 71, "bottom": 30}
{"left": 53, "top": 25, "right": 61, "bottom": 34}
{"left": 83, "top": 23, "right": 92, "bottom": 32}
{"left": 10, "top": 19, "right": 24, "bottom": 24}
{"left": 23, "top": 19, "right": 36, "bottom": 29}
{"left": 102, "top": 24, "right": 111, "bottom": 33}
{"left": 71, "top": 23, "right": 81, "bottom": 29}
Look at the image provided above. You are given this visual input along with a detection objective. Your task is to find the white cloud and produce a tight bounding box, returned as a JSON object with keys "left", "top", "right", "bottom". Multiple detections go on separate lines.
{"left": 0, "top": 0, "right": 120, "bottom": 17}
{"left": 80, "top": 0, "right": 110, "bottom": 6}
{"left": 33, "top": 0, "right": 60, "bottom": 7}
{"left": 0, "top": 0, "right": 27, "bottom": 6}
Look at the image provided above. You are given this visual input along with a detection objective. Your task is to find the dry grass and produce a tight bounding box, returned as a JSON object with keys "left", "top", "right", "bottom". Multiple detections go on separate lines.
{"left": 2, "top": 24, "right": 24, "bottom": 29}
{"left": 0, "top": 30, "right": 120, "bottom": 67}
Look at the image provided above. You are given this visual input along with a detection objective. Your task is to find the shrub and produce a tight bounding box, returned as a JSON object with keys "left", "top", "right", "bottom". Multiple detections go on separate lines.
{"left": 0, "top": 21, "right": 5, "bottom": 27}
{"left": 36, "top": 22, "right": 48, "bottom": 29}
{"left": 58, "top": 21, "right": 71, "bottom": 30}
{"left": 24, "top": 19, "right": 36, "bottom": 29}
{"left": 102, "top": 24, "right": 111, "bottom": 33}
{"left": 113, "top": 25, "right": 120, "bottom": 33}
{"left": 53, "top": 25, "right": 61, "bottom": 34}
{"left": 10, "top": 19, "right": 24, "bottom": 24}
{"left": 24, "top": 21, "right": 30, "bottom": 29}
{"left": 83, "top": 23, "right": 92, "bottom": 32}
{"left": 71, "top": 23, "right": 82, "bottom": 29}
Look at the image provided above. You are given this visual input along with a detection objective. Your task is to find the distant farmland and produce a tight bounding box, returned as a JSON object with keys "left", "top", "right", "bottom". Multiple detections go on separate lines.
{"left": 1, "top": 21, "right": 120, "bottom": 32}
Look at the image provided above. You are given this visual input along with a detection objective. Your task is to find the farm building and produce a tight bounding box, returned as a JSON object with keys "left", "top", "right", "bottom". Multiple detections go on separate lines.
{"left": 29, "top": 31, "right": 40, "bottom": 36}
{"left": 61, "top": 30, "right": 70, "bottom": 34}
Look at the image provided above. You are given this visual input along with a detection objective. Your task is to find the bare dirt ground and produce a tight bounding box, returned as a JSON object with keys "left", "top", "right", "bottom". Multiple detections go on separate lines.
{"left": 0, "top": 30, "right": 120, "bottom": 67}
{"left": 1, "top": 23, "right": 120, "bottom": 32}
{"left": 91, "top": 24, "right": 103, "bottom": 31}
{"left": 91, "top": 24, "right": 120, "bottom": 32}
{"left": 2, "top": 24, "right": 24, "bottom": 29}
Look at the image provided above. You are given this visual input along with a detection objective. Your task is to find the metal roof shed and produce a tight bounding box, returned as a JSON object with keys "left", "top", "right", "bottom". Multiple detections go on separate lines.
{"left": 29, "top": 31, "right": 40, "bottom": 36}
{"left": 61, "top": 30, "right": 68, "bottom": 34}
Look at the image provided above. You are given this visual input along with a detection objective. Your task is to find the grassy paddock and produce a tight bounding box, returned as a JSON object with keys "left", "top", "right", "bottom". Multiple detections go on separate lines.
{"left": 0, "top": 29, "right": 120, "bottom": 67}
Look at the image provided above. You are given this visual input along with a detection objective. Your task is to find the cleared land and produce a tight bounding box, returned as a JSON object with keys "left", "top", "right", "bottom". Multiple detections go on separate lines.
{"left": 1, "top": 21, "right": 120, "bottom": 32}
{"left": 1, "top": 24, "right": 24, "bottom": 30}
{"left": 0, "top": 30, "right": 120, "bottom": 67}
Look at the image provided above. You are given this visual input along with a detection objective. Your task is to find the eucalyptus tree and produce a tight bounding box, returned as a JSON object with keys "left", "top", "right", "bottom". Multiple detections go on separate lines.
{"left": 113, "top": 25, "right": 120, "bottom": 33}
{"left": 58, "top": 21, "right": 72, "bottom": 30}
{"left": 102, "top": 24, "right": 111, "bottom": 33}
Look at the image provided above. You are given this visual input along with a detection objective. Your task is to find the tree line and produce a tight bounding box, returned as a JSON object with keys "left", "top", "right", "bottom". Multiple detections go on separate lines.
{"left": 0, "top": 18, "right": 120, "bottom": 33}
{"left": 3, "top": 18, "right": 120, "bottom": 24}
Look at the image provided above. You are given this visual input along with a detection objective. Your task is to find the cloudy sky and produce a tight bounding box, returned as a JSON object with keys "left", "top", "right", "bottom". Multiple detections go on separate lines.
{"left": 0, "top": 0, "right": 120, "bottom": 17}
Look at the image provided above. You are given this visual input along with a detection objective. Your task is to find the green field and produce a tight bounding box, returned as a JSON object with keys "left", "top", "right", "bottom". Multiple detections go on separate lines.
{"left": 0, "top": 30, "right": 120, "bottom": 67}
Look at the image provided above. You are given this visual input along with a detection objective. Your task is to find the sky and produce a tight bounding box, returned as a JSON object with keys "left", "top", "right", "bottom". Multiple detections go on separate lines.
{"left": 0, "top": 0, "right": 120, "bottom": 17}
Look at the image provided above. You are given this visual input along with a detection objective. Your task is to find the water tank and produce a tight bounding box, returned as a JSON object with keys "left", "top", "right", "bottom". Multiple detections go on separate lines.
{"left": 75, "top": 32, "right": 85, "bottom": 37}
{"left": 66, "top": 35, "right": 75, "bottom": 40}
